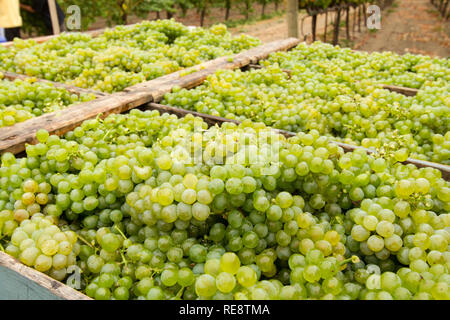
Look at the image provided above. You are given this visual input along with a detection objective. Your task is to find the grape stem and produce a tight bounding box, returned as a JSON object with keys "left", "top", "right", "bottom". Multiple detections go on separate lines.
{"left": 150, "top": 268, "right": 163, "bottom": 277}
{"left": 77, "top": 233, "right": 97, "bottom": 251}
{"left": 114, "top": 225, "right": 128, "bottom": 241}
{"left": 174, "top": 286, "right": 185, "bottom": 300}
{"left": 119, "top": 251, "right": 128, "bottom": 267}
{"left": 102, "top": 128, "right": 114, "bottom": 141}
{"left": 339, "top": 255, "right": 360, "bottom": 266}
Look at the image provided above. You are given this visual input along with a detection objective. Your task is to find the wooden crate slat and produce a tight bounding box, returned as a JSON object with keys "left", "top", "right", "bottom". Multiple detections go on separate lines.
{"left": 381, "top": 84, "right": 418, "bottom": 96}
{"left": 2, "top": 71, "right": 106, "bottom": 97}
{"left": 0, "top": 38, "right": 300, "bottom": 155}
{"left": 0, "top": 251, "right": 91, "bottom": 300}
{"left": 125, "top": 38, "right": 300, "bottom": 95}
{"left": 146, "top": 103, "right": 450, "bottom": 181}
{"left": 0, "top": 27, "right": 110, "bottom": 48}
{"left": 0, "top": 90, "right": 151, "bottom": 155}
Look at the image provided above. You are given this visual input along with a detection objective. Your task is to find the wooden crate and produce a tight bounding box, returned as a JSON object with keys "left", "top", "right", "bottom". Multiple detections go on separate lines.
{"left": 0, "top": 38, "right": 300, "bottom": 155}
{"left": 0, "top": 27, "right": 109, "bottom": 48}
{"left": 0, "top": 251, "right": 90, "bottom": 300}
{"left": 0, "top": 37, "right": 300, "bottom": 300}
{"left": 0, "top": 34, "right": 446, "bottom": 300}
{"left": 2, "top": 71, "right": 107, "bottom": 98}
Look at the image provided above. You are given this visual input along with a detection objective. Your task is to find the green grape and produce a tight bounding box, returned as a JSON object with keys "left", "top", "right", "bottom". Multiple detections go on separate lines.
{"left": 216, "top": 272, "right": 236, "bottom": 293}
{"left": 220, "top": 252, "right": 241, "bottom": 275}
{"left": 195, "top": 274, "right": 217, "bottom": 297}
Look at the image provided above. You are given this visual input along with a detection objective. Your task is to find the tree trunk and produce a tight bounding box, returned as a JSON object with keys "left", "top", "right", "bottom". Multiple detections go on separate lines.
{"left": 200, "top": 6, "right": 206, "bottom": 26}
{"left": 275, "top": 1, "right": 279, "bottom": 11}
{"left": 225, "top": 0, "right": 231, "bottom": 20}
{"left": 440, "top": 0, "right": 448, "bottom": 14}
{"left": 358, "top": 5, "right": 361, "bottom": 32}
{"left": 362, "top": 3, "right": 367, "bottom": 28}
{"left": 286, "top": 0, "right": 299, "bottom": 38}
{"left": 118, "top": 0, "right": 127, "bottom": 25}
{"left": 262, "top": 2, "right": 266, "bottom": 18}
{"left": 311, "top": 14, "right": 317, "bottom": 42}
{"left": 324, "top": 11, "right": 328, "bottom": 42}
{"left": 156, "top": 11, "right": 160, "bottom": 19}
{"left": 166, "top": 10, "right": 173, "bottom": 19}
{"left": 442, "top": 0, "right": 449, "bottom": 17}
{"left": 333, "top": 8, "right": 341, "bottom": 45}
{"left": 245, "top": 1, "right": 250, "bottom": 20}
{"left": 179, "top": 4, "right": 188, "bottom": 17}
{"left": 345, "top": 6, "right": 350, "bottom": 40}
{"left": 353, "top": 6, "right": 356, "bottom": 33}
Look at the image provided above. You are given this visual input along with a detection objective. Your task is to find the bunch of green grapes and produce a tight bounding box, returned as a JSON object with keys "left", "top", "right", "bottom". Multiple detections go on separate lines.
{"left": 118, "top": 116, "right": 448, "bottom": 300}
{"left": 345, "top": 196, "right": 450, "bottom": 300}
{"left": 0, "top": 21, "right": 260, "bottom": 93}
{"left": 162, "top": 46, "right": 449, "bottom": 164}
{"left": 266, "top": 42, "right": 449, "bottom": 89}
{"left": 0, "top": 75, "right": 94, "bottom": 127}
{"left": 4, "top": 214, "right": 79, "bottom": 280}
{"left": 0, "top": 110, "right": 448, "bottom": 300}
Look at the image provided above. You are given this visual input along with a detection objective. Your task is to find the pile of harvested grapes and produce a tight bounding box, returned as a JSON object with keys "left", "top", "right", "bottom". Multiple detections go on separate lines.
{"left": 0, "top": 108, "right": 448, "bottom": 300}
{"left": 0, "top": 20, "right": 260, "bottom": 93}
{"left": 163, "top": 42, "right": 450, "bottom": 164}
{"left": 0, "top": 74, "right": 95, "bottom": 128}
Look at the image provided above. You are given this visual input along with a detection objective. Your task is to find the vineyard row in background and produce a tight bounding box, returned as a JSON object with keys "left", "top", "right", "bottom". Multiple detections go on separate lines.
{"left": 20, "top": 0, "right": 415, "bottom": 46}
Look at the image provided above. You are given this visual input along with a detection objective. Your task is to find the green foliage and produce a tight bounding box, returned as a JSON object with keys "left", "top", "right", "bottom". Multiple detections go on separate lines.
{"left": 20, "top": 0, "right": 285, "bottom": 35}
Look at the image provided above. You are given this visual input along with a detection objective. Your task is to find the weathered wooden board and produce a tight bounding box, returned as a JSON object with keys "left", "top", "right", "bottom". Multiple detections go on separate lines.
{"left": 0, "top": 38, "right": 300, "bottom": 155}
{"left": 0, "top": 251, "right": 90, "bottom": 300}
{"left": 125, "top": 37, "right": 300, "bottom": 102}
{"left": 145, "top": 102, "right": 241, "bottom": 127}
{"left": 2, "top": 71, "right": 106, "bottom": 97}
{"left": 0, "top": 26, "right": 109, "bottom": 48}
{"left": 146, "top": 103, "right": 450, "bottom": 181}
{"left": 381, "top": 84, "right": 418, "bottom": 96}
{"left": 0, "top": 90, "right": 151, "bottom": 155}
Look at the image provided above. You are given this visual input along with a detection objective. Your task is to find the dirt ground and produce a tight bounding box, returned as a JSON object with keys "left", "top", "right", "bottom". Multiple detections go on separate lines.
{"left": 353, "top": 0, "right": 449, "bottom": 58}
{"left": 229, "top": 0, "right": 450, "bottom": 59}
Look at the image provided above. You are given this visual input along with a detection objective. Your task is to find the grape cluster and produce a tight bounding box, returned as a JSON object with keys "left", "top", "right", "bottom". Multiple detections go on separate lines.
{"left": 4, "top": 214, "right": 78, "bottom": 278}
{"left": 266, "top": 42, "right": 449, "bottom": 89}
{"left": 0, "top": 74, "right": 94, "bottom": 128}
{"left": 0, "top": 21, "right": 260, "bottom": 93}
{"left": 162, "top": 43, "right": 450, "bottom": 164}
{"left": 0, "top": 109, "right": 448, "bottom": 300}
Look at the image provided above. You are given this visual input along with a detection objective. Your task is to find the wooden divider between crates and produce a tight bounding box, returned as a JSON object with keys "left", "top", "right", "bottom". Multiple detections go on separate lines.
{"left": 2, "top": 71, "right": 106, "bottom": 98}
{"left": 0, "top": 27, "right": 109, "bottom": 48}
